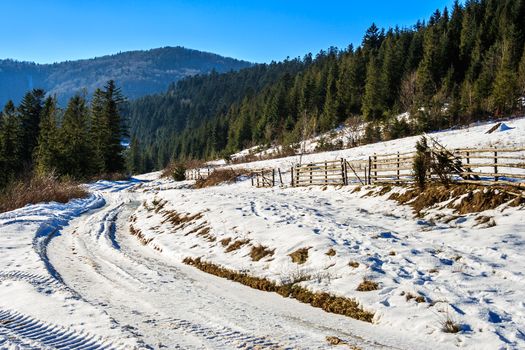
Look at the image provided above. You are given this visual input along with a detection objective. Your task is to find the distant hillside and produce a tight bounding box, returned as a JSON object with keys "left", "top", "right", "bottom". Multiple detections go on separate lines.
{"left": 0, "top": 46, "right": 252, "bottom": 105}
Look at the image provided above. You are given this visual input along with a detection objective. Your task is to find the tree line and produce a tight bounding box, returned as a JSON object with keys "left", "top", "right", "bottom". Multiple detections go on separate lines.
{"left": 0, "top": 80, "right": 128, "bottom": 190}
{"left": 125, "top": 0, "right": 525, "bottom": 173}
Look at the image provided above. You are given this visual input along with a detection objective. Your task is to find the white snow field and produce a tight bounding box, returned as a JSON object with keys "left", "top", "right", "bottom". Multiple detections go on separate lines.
{"left": 0, "top": 117, "right": 524, "bottom": 349}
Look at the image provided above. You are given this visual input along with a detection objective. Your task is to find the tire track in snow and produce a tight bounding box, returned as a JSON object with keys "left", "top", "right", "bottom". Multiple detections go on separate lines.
{"left": 0, "top": 309, "right": 123, "bottom": 350}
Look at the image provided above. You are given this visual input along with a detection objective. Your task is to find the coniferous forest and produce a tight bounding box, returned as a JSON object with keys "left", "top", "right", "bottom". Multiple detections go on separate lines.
{"left": 0, "top": 81, "right": 127, "bottom": 189}
{"left": 126, "top": 0, "right": 525, "bottom": 173}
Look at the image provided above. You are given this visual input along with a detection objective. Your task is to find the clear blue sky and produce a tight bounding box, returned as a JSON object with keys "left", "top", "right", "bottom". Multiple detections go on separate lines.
{"left": 1, "top": 0, "right": 458, "bottom": 64}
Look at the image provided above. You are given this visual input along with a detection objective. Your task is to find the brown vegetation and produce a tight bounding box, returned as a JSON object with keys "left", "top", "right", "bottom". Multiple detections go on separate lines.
{"left": 225, "top": 239, "right": 250, "bottom": 253}
{"left": 289, "top": 247, "right": 311, "bottom": 264}
{"left": 0, "top": 174, "right": 88, "bottom": 213}
{"left": 183, "top": 257, "right": 374, "bottom": 322}
{"left": 348, "top": 261, "right": 360, "bottom": 268}
{"left": 326, "top": 248, "right": 336, "bottom": 256}
{"left": 194, "top": 168, "right": 251, "bottom": 189}
{"left": 389, "top": 184, "right": 522, "bottom": 215}
{"left": 356, "top": 279, "right": 379, "bottom": 292}
{"left": 250, "top": 245, "right": 275, "bottom": 261}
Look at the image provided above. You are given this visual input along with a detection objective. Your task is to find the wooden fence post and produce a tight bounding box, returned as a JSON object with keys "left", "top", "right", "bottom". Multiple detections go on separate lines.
{"left": 310, "top": 166, "right": 313, "bottom": 185}
{"left": 494, "top": 151, "right": 498, "bottom": 181}
{"left": 341, "top": 158, "right": 347, "bottom": 185}
{"left": 368, "top": 157, "right": 372, "bottom": 185}
{"left": 325, "top": 161, "right": 328, "bottom": 185}
{"left": 278, "top": 168, "right": 283, "bottom": 186}
{"left": 272, "top": 169, "right": 275, "bottom": 187}
{"left": 373, "top": 154, "right": 377, "bottom": 183}
{"left": 396, "top": 152, "right": 400, "bottom": 182}
{"left": 291, "top": 167, "right": 294, "bottom": 187}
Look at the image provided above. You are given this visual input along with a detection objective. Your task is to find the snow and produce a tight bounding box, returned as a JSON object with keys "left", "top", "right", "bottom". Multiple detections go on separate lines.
{"left": 1, "top": 117, "right": 525, "bottom": 349}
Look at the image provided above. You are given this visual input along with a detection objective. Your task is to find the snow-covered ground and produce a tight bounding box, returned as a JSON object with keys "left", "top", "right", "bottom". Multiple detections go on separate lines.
{"left": 0, "top": 118, "right": 524, "bottom": 349}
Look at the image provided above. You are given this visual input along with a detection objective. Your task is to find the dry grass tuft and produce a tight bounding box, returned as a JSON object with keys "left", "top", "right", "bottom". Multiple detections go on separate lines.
{"left": 348, "top": 261, "right": 360, "bottom": 268}
{"left": 183, "top": 257, "right": 374, "bottom": 322}
{"left": 326, "top": 248, "right": 336, "bottom": 257}
{"left": 250, "top": 245, "right": 275, "bottom": 261}
{"left": 220, "top": 237, "right": 232, "bottom": 246}
{"left": 0, "top": 174, "right": 88, "bottom": 213}
{"left": 356, "top": 278, "right": 379, "bottom": 292}
{"left": 225, "top": 239, "right": 250, "bottom": 253}
{"left": 289, "top": 247, "right": 311, "bottom": 264}
{"left": 441, "top": 315, "right": 461, "bottom": 333}
{"left": 194, "top": 168, "right": 250, "bottom": 189}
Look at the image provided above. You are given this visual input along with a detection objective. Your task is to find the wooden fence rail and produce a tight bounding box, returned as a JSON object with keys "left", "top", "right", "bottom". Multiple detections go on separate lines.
{"left": 292, "top": 159, "right": 347, "bottom": 187}
{"left": 183, "top": 147, "right": 525, "bottom": 190}
{"left": 251, "top": 169, "right": 276, "bottom": 188}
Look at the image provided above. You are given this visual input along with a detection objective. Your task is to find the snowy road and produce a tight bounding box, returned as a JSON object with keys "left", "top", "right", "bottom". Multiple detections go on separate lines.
{"left": 45, "top": 184, "right": 412, "bottom": 349}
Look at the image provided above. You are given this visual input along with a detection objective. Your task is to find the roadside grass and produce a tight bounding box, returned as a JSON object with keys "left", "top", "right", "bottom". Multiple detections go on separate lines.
{"left": 356, "top": 278, "right": 379, "bottom": 292}
{"left": 183, "top": 257, "right": 374, "bottom": 322}
{"left": 250, "top": 245, "right": 275, "bottom": 261}
{"left": 0, "top": 174, "right": 88, "bottom": 213}
{"left": 194, "top": 168, "right": 251, "bottom": 189}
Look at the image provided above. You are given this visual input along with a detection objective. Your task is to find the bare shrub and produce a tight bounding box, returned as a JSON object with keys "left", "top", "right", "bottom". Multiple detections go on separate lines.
{"left": 0, "top": 173, "right": 88, "bottom": 213}
{"left": 441, "top": 313, "right": 461, "bottom": 333}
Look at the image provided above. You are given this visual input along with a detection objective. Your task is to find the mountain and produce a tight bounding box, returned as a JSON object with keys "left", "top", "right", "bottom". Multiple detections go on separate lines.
{"left": 0, "top": 46, "right": 252, "bottom": 105}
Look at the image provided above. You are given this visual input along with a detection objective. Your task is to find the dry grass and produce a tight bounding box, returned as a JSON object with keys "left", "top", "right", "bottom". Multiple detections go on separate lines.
{"left": 404, "top": 292, "right": 426, "bottom": 303}
{"left": 0, "top": 174, "right": 88, "bottom": 213}
{"left": 289, "top": 247, "right": 311, "bottom": 264}
{"left": 348, "top": 261, "right": 360, "bottom": 268}
{"left": 225, "top": 239, "right": 250, "bottom": 253}
{"left": 194, "top": 168, "right": 251, "bottom": 189}
{"left": 356, "top": 278, "right": 379, "bottom": 292}
{"left": 389, "top": 183, "right": 520, "bottom": 215}
{"left": 441, "top": 314, "right": 461, "bottom": 333}
{"left": 183, "top": 257, "right": 374, "bottom": 322}
{"left": 220, "top": 237, "right": 232, "bottom": 246}
{"left": 326, "top": 248, "right": 336, "bottom": 257}
{"left": 161, "top": 209, "right": 204, "bottom": 229}
{"left": 250, "top": 245, "right": 275, "bottom": 261}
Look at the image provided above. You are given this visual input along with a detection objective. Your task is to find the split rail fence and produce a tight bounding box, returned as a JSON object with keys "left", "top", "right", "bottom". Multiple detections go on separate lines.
{"left": 185, "top": 147, "right": 525, "bottom": 190}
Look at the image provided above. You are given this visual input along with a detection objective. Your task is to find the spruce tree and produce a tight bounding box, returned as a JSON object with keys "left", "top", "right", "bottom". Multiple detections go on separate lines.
{"left": 0, "top": 101, "right": 22, "bottom": 186}
{"left": 18, "top": 89, "right": 45, "bottom": 165}
{"left": 35, "top": 97, "right": 59, "bottom": 175}
{"left": 362, "top": 55, "right": 385, "bottom": 121}
{"left": 58, "top": 94, "right": 93, "bottom": 178}
{"left": 102, "top": 80, "right": 127, "bottom": 173}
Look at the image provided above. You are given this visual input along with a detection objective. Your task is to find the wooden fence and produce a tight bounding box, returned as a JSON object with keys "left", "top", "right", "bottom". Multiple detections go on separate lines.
{"left": 183, "top": 147, "right": 525, "bottom": 190}
{"left": 251, "top": 169, "right": 277, "bottom": 188}
{"left": 291, "top": 159, "right": 347, "bottom": 187}
{"left": 185, "top": 168, "right": 211, "bottom": 180}
{"left": 367, "top": 151, "right": 416, "bottom": 184}
{"left": 453, "top": 148, "right": 525, "bottom": 187}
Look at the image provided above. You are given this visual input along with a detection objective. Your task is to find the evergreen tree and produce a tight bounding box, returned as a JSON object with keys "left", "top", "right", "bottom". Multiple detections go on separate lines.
{"left": 362, "top": 55, "right": 385, "bottom": 120}
{"left": 58, "top": 94, "right": 93, "bottom": 178}
{"left": 102, "top": 80, "right": 127, "bottom": 173}
{"left": 34, "top": 97, "right": 59, "bottom": 175}
{"left": 18, "top": 89, "right": 45, "bottom": 165}
{"left": 0, "top": 101, "right": 22, "bottom": 186}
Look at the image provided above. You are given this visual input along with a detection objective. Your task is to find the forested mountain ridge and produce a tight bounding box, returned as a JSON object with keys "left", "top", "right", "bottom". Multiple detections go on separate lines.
{"left": 126, "top": 0, "right": 525, "bottom": 173}
{"left": 0, "top": 46, "right": 252, "bottom": 106}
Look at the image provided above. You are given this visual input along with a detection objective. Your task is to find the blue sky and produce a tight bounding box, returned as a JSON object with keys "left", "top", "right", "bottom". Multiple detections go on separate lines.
{"left": 1, "top": 0, "right": 457, "bottom": 64}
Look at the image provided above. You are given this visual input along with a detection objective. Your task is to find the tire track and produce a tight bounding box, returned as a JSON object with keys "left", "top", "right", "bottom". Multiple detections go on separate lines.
{"left": 0, "top": 309, "right": 124, "bottom": 349}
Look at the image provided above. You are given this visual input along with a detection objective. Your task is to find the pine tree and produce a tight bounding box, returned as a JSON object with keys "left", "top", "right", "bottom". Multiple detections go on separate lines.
{"left": 35, "top": 97, "right": 59, "bottom": 175}
{"left": 491, "top": 44, "right": 518, "bottom": 116}
{"left": 102, "top": 80, "right": 127, "bottom": 173}
{"left": 362, "top": 55, "right": 385, "bottom": 121}
{"left": 90, "top": 88, "right": 109, "bottom": 173}
{"left": 18, "top": 89, "right": 45, "bottom": 165}
{"left": 0, "top": 101, "right": 22, "bottom": 186}
{"left": 58, "top": 94, "right": 93, "bottom": 178}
